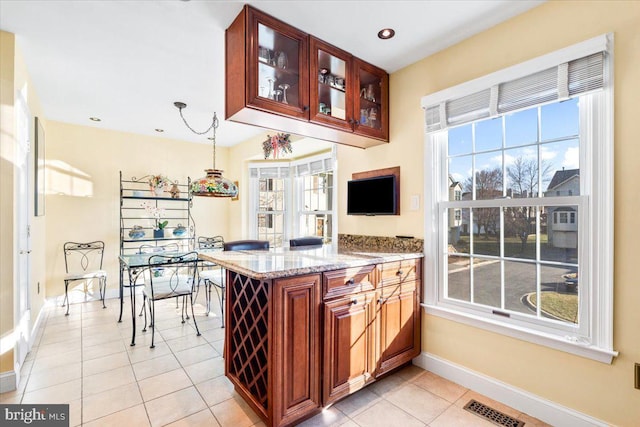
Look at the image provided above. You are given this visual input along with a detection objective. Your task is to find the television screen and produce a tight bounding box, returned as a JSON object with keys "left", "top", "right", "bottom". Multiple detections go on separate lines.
{"left": 347, "top": 175, "right": 397, "bottom": 215}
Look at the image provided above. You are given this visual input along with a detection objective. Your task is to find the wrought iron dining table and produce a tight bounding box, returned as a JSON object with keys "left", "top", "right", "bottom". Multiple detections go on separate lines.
{"left": 118, "top": 250, "right": 220, "bottom": 346}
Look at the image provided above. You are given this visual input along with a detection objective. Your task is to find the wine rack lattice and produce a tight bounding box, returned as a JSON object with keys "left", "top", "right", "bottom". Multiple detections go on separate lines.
{"left": 229, "top": 272, "right": 269, "bottom": 410}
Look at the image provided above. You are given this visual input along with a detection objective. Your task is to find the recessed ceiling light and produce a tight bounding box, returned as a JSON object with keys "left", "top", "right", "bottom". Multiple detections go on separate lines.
{"left": 89, "top": 117, "right": 101, "bottom": 122}
{"left": 155, "top": 129, "right": 164, "bottom": 133}
{"left": 377, "top": 28, "right": 395, "bottom": 40}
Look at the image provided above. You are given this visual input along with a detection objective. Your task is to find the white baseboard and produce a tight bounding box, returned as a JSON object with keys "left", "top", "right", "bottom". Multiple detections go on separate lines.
{"left": 0, "top": 370, "right": 17, "bottom": 393}
{"left": 413, "top": 352, "right": 608, "bottom": 427}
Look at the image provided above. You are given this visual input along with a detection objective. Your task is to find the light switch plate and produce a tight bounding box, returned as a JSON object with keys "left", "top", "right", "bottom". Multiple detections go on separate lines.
{"left": 410, "top": 195, "right": 420, "bottom": 211}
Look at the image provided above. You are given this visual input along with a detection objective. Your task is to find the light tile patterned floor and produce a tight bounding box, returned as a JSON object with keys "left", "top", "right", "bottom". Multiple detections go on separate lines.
{"left": 0, "top": 292, "right": 550, "bottom": 426}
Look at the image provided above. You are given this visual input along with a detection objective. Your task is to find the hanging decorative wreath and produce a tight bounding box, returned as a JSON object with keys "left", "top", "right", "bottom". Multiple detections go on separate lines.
{"left": 262, "top": 133, "right": 292, "bottom": 159}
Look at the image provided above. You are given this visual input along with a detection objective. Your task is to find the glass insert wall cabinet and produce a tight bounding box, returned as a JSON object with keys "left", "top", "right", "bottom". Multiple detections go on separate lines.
{"left": 309, "top": 37, "right": 352, "bottom": 132}
{"left": 353, "top": 58, "right": 387, "bottom": 139}
{"left": 250, "top": 9, "right": 309, "bottom": 120}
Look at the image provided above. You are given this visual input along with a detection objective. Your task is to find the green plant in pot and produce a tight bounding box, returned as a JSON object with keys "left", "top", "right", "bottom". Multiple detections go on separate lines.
{"left": 154, "top": 220, "right": 168, "bottom": 238}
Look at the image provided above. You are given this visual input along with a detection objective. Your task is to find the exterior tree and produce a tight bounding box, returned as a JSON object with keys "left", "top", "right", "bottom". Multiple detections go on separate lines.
{"left": 464, "top": 167, "right": 502, "bottom": 240}
{"left": 505, "top": 157, "right": 553, "bottom": 251}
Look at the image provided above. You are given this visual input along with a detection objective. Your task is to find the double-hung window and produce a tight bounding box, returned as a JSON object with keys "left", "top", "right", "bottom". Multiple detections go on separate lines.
{"left": 422, "top": 34, "right": 616, "bottom": 363}
{"left": 249, "top": 165, "right": 290, "bottom": 247}
{"left": 294, "top": 154, "right": 335, "bottom": 242}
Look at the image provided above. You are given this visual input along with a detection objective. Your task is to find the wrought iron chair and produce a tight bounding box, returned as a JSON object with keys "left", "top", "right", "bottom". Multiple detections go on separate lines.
{"left": 118, "top": 243, "right": 181, "bottom": 322}
{"left": 142, "top": 251, "right": 201, "bottom": 348}
{"left": 137, "top": 243, "right": 181, "bottom": 316}
{"left": 63, "top": 241, "right": 107, "bottom": 316}
{"left": 289, "top": 236, "right": 323, "bottom": 247}
{"left": 197, "top": 236, "right": 225, "bottom": 323}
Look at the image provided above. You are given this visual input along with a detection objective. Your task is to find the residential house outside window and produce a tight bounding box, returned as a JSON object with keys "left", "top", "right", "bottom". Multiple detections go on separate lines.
{"left": 422, "top": 34, "right": 616, "bottom": 363}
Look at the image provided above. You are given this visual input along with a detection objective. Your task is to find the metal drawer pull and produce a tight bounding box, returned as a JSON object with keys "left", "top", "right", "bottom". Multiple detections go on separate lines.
{"left": 347, "top": 278, "right": 355, "bottom": 285}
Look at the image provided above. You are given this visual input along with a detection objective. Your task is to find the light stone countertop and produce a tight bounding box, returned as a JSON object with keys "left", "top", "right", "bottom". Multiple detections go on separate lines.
{"left": 198, "top": 245, "right": 423, "bottom": 280}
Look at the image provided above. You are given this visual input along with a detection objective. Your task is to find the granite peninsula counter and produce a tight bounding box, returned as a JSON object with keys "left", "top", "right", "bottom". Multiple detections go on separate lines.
{"left": 198, "top": 245, "right": 422, "bottom": 279}
{"left": 198, "top": 245, "right": 423, "bottom": 427}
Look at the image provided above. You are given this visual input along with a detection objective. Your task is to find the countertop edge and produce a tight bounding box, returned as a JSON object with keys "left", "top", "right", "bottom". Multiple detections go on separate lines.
{"left": 199, "top": 250, "right": 424, "bottom": 280}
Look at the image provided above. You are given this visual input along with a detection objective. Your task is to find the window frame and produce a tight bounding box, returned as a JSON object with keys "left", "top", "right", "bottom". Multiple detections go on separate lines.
{"left": 422, "top": 34, "right": 616, "bottom": 363}
{"left": 249, "top": 165, "right": 291, "bottom": 247}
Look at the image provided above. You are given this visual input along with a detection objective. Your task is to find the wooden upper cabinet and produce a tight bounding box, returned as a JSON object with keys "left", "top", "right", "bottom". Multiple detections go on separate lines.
{"left": 309, "top": 37, "right": 353, "bottom": 132}
{"left": 353, "top": 59, "right": 389, "bottom": 141}
{"left": 226, "top": 5, "right": 389, "bottom": 149}
{"left": 226, "top": 5, "right": 309, "bottom": 120}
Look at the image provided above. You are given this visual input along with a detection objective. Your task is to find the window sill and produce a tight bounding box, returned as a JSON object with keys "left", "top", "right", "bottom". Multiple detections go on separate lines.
{"left": 421, "top": 303, "right": 618, "bottom": 364}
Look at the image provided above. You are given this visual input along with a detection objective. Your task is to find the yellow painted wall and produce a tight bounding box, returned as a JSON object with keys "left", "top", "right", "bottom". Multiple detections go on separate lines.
{"left": 44, "top": 121, "right": 231, "bottom": 300}
{"left": 337, "top": 1, "right": 640, "bottom": 425}
{"left": 0, "top": 30, "right": 16, "bottom": 374}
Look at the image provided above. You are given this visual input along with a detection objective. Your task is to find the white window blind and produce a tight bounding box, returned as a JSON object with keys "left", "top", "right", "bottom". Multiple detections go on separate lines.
{"left": 249, "top": 165, "right": 290, "bottom": 178}
{"left": 424, "top": 42, "right": 607, "bottom": 133}
{"left": 292, "top": 154, "right": 333, "bottom": 177}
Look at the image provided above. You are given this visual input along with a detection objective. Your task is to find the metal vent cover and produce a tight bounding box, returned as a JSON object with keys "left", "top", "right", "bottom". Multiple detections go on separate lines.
{"left": 463, "top": 399, "right": 525, "bottom": 427}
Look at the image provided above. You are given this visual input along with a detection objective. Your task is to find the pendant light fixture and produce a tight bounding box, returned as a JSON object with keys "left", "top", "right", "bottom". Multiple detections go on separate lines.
{"left": 174, "top": 102, "right": 238, "bottom": 198}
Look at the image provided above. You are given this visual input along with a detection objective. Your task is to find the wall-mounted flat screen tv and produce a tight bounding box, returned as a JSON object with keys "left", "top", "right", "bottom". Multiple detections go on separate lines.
{"left": 347, "top": 175, "right": 397, "bottom": 215}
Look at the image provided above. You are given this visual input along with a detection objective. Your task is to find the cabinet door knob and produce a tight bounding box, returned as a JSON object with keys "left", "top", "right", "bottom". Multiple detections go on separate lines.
{"left": 350, "top": 298, "right": 358, "bottom": 305}
{"left": 396, "top": 270, "right": 403, "bottom": 276}
{"left": 377, "top": 297, "right": 383, "bottom": 305}
{"left": 303, "top": 105, "right": 309, "bottom": 111}
{"left": 347, "top": 278, "right": 355, "bottom": 285}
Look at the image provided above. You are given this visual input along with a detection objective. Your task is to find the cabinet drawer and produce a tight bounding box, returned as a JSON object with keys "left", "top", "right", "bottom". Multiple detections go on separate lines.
{"left": 378, "top": 259, "right": 419, "bottom": 287}
{"left": 323, "top": 265, "right": 375, "bottom": 299}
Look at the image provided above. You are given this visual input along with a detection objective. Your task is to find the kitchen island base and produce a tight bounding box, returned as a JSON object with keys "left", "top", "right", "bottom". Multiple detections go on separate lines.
{"left": 219, "top": 253, "right": 422, "bottom": 427}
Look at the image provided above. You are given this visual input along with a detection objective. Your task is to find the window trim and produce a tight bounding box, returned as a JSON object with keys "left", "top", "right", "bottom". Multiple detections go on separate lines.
{"left": 422, "top": 34, "right": 616, "bottom": 364}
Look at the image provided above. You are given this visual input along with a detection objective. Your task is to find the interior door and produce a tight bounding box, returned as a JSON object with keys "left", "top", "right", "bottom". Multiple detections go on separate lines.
{"left": 15, "top": 91, "right": 32, "bottom": 377}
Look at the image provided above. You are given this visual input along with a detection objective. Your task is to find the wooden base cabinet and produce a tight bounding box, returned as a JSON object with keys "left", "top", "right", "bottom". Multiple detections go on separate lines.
{"left": 226, "top": 272, "right": 322, "bottom": 427}
{"left": 323, "top": 291, "right": 377, "bottom": 405}
{"left": 377, "top": 281, "right": 420, "bottom": 376}
{"left": 224, "top": 258, "right": 421, "bottom": 426}
{"left": 376, "top": 259, "right": 421, "bottom": 376}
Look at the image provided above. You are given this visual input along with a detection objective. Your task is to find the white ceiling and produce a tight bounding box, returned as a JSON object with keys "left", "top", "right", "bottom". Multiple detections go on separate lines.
{"left": 0, "top": 0, "right": 544, "bottom": 147}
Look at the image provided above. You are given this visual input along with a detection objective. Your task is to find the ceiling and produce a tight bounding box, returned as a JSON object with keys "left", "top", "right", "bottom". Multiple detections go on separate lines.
{"left": 0, "top": 0, "right": 544, "bottom": 147}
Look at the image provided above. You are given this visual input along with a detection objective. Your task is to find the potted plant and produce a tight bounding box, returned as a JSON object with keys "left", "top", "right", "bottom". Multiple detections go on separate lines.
{"left": 141, "top": 201, "right": 167, "bottom": 238}
{"left": 154, "top": 220, "right": 168, "bottom": 238}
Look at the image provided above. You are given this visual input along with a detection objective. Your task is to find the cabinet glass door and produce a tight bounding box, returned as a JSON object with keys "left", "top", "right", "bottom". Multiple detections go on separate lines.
{"left": 249, "top": 9, "right": 309, "bottom": 119}
{"left": 354, "top": 59, "right": 388, "bottom": 140}
{"left": 310, "top": 37, "right": 352, "bottom": 131}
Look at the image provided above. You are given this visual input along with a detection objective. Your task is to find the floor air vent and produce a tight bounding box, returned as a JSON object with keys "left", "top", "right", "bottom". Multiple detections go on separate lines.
{"left": 463, "top": 399, "right": 525, "bottom": 427}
